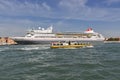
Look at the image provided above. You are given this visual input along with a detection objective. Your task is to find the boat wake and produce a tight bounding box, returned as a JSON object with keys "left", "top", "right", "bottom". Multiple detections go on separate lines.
{"left": 18, "top": 45, "right": 50, "bottom": 51}
{"left": 0, "top": 47, "right": 10, "bottom": 52}
{"left": 0, "top": 45, "right": 50, "bottom": 52}
{"left": 20, "top": 47, "right": 40, "bottom": 51}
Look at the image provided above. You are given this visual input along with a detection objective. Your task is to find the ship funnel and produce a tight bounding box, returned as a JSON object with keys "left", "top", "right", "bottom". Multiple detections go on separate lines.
{"left": 84, "top": 28, "right": 94, "bottom": 33}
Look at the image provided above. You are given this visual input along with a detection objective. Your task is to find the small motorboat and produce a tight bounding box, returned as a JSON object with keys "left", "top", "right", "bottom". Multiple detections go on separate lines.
{"left": 50, "top": 41, "right": 93, "bottom": 49}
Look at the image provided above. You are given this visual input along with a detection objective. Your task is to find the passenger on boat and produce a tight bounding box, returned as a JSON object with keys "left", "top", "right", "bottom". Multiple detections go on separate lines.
{"left": 68, "top": 41, "right": 71, "bottom": 45}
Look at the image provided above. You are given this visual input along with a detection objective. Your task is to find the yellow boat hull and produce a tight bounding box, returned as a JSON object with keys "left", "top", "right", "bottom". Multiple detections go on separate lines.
{"left": 51, "top": 44, "right": 91, "bottom": 49}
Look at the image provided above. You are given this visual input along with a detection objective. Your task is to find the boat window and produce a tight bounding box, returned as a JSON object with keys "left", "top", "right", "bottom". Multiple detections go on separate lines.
{"left": 57, "top": 44, "right": 60, "bottom": 45}
{"left": 60, "top": 43, "right": 63, "bottom": 45}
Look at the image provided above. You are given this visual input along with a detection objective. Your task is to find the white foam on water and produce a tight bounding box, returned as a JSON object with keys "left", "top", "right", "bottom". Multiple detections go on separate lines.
{"left": 0, "top": 49, "right": 4, "bottom": 52}
{"left": 0, "top": 47, "right": 11, "bottom": 52}
{"left": 0, "top": 44, "right": 51, "bottom": 52}
{"left": 20, "top": 47, "right": 40, "bottom": 51}
{"left": 17, "top": 45, "right": 50, "bottom": 51}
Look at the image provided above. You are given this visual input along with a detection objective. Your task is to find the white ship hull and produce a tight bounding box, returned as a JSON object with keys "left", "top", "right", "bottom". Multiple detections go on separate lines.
{"left": 12, "top": 37, "right": 104, "bottom": 44}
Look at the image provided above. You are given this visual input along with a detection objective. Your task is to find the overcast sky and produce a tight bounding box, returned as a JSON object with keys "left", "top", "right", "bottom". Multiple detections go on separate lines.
{"left": 0, "top": 0, "right": 120, "bottom": 37}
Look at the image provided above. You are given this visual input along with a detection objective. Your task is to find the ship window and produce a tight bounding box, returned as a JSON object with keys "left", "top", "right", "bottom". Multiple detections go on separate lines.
{"left": 31, "top": 34, "right": 34, "bottom": 36}
{"left": 98, "top": 34, "right": 101, "bottom": 38}
{"left": 35, "top": 36, "right": 56, "bottom": 38}
{"left": 27, "top": 36, "right": 31, "bottom": 37}
{"left": 93, "top": 35, "right": 96, "bottom": 36}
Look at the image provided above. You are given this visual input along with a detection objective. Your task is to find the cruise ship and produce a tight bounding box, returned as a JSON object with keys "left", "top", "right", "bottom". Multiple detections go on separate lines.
{"left": 11, "top": 26, "right": 105, "bottom": 44}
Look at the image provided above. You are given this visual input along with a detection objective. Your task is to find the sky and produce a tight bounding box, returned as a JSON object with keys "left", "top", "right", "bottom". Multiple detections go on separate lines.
{"left": 0, "top": 0, "right": 120, "bottom": 37}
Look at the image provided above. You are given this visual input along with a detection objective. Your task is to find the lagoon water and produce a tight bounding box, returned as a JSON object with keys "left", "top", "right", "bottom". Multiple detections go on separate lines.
{"left": 0, "top": 43, "right": 120, "bottom": 80}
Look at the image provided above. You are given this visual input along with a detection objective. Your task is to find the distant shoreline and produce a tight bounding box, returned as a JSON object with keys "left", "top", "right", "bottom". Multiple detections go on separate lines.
{"left": 0, "top": 37, "right": 17, "bottom": 45}
{"left": 104, "top": 41, "right": 120, "bottom": 43}
{"left": 104, "top": 37, "right": 120, "bottom": 43}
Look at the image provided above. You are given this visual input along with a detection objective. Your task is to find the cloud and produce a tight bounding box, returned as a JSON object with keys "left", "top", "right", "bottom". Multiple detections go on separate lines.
{"left": 59, "top": 0, "right": 87, "bottom": 9}
{"left": 58, "top": 0, "right": 120, "bottom": 21}
{"left": 0, "top": 0, "right": 51, "bottom": 17}
{"left": 42, "top": 2, "right": 51, "bottom": 11}
{"left": 0, "top": 0, "right": 120, "bottom": 21}
{"left": 105, "top": 0, "right": 120, "bottom": 5}
{"left": 0, "top": 0, "right": 120, "bottom": 37}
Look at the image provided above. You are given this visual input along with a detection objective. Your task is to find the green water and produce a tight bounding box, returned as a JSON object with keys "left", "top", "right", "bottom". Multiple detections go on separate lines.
{"left": 0, "top": 43, "right": 120, "bottom": 80}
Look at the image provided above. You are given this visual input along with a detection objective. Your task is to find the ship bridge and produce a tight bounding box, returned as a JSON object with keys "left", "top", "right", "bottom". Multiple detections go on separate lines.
{"left": 27, "top": 26, "right": 53, "bottom": 34}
